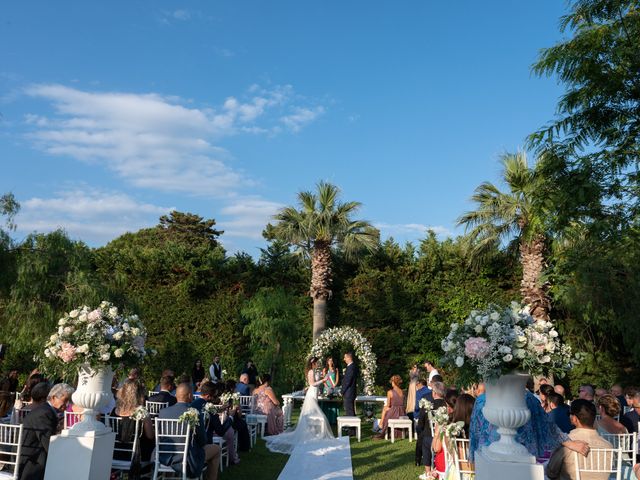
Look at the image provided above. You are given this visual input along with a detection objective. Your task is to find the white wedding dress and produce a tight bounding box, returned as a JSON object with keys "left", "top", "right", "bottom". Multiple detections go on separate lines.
{"left": 265, "top": 369, "right": 334, "bottom": 454}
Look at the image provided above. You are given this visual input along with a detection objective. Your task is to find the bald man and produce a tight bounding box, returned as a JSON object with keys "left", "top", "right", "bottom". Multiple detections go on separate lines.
{"left": 158, "top": 383, "right": 220, "bottom": 480}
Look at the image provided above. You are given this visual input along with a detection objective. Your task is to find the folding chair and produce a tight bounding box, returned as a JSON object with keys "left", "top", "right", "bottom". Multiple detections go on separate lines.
{"left": 153, "top": 418, "right": 202, "bottom": 480}
{"left": 105, "top": 415, "right": 151, "bottom": 476}
{"left": 0, "top": 424, "right": 23, "bottom": 480}
{"left": 63, "top": 410, "right": 83, "bottom": 430}
{"left": 239, "top": 396, "right": 255, "bottom": 415}
{"left": 600, "top": 432, "right": 637, "bottom": 463}
{"left": 573, "top": 447, "right": 622, "bottom": 480}
{"left": 452, "top": 438, "right": 474, "bottom": 480}
{"left": 146, "top": 401, "right": 169, "bottom": 417}
{"left": 209, "top": 436, "right": 229, "bottom": 472}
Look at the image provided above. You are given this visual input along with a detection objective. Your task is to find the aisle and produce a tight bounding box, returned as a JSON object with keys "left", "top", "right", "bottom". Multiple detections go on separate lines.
{"left": 278, "top": 436, "right": 354, "bottom": 480}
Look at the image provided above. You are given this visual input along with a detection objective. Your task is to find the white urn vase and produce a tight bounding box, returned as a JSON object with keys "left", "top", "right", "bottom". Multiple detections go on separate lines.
{"left": 69, "top": 364, "right": 114, "bottom": 435}
{"left": 482, "top": 372, "right": 535, "bottom": 463}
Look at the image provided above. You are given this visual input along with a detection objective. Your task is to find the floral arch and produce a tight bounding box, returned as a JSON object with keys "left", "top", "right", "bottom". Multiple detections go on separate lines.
{"left": 310, "top": 326, "right": 377, "bottom": 395}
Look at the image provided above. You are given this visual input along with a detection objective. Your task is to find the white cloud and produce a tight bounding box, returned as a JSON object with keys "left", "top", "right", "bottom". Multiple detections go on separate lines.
{"left": 375, "top": 222, "right": 452, "bottom": 241}
{"left": 172, "top": 9, "right": 191, "bottom": 21}
{"left": 281, "top": 106, "right": 325, "bottom": 132}
{"left": 23, "top": 83, "right": 323, "bottom": 196}
{"left": 15, "top": 188, "right": 173, "bottom": 244}
{"left": 219, "top": 198, "right": 283, "bottom": 239}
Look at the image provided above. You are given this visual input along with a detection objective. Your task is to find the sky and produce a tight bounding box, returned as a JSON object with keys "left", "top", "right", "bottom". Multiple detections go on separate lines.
{"left": 0, "top": 1, "right": 569, "bottom": 255}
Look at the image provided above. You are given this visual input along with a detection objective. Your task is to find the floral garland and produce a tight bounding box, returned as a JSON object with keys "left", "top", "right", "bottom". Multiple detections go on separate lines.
{"left": 131, "top": 406, "right": 149, "bottom": 421}
{"left": 310, "top": 326, "right": 376, "bottom": 395}
{"left": 220, "top": 392, "right": 240, "bottom": 405}
{"left": 178, "top": 408, "right": 200, "bottom": 430}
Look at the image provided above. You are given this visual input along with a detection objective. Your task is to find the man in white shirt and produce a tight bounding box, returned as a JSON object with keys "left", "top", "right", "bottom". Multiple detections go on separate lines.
{"left": 423, "top": 360, "right": 439, "bottom": 383}
{"left": 209, "top": 356, "right": 223, "bottom": 384}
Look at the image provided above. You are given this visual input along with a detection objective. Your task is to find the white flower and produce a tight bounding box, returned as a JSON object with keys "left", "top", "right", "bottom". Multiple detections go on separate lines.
{"left": 63, "top": 326, "right": 73, "bottom": 334}
{"left": 131, "top": 327, "right": 140, "bottom": 336}
{"left": 76, "top": 344, "right": 89, "bottom": 354}
{"left": 58, "top": 326, "right": 64, "bottom": 335}
{"left": 50, "top": 334, "right": 58, "bottom": 342}
{"left": 549, "top": 330, "right": 558, "bottom": 338}
{"left": 540, "top": 355, "right": 551, "bottom": 364}
{"left": 498, "top": 345, "right": 511, "bottom": 354}
{"left": 69, "top": 309, "right": 80, "bottom": 318}
{"left": 502, "top": 354, "right": 513, "bottom": 362}
{"left": 451, "top": 323, "right": 458, "bottom": 331}
{"left": 108, "top": 307, "right": 118, "bottom": 318}
{"left": 58, "top": 318, "right": 66, "bottom": 326}
{"left": 514, "top": 348, "right": 526, "bottom": 359}
{"left": 490, "top": 312, "right": 500, "bottom": 321}
{"left": 100, "top": 353, "right": 111, "bottom": 361}
{"left": 455, "top": 356, "right": 464, "bottom": 367}
{"left": 474, "top": 325, "right": 483, "bottom": 334}
{"left": 44, "top": 348, "right": 52, "bottom": 358}
{"left": 78, "top": 313, "right": 88, "bottom": 322}
{"left": 470, "top": 310, "right": 478, "bottom": 317}
{"left": 122, "top": 323, "right": 130, "bottom": 332}
{"left": 113, "top": 331, "right": 124, "bottom": 341}
{"left": 114, "top": 348, "right": 125, "bottom": 358}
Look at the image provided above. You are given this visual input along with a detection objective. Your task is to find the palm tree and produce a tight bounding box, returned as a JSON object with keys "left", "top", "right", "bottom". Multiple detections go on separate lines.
{"left": 457, "top": 152, "right": 551, "bottom": 321}
{"left": 270, "top": 181, "right": 379, "bottom": 340}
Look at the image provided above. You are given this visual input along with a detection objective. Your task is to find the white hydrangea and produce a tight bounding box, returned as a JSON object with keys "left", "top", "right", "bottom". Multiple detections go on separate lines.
{"left": 76, "top": 344, "right": 89, "bottom": 354}
{"left": 69, "top": 309, "right": 80, "bottom": 318}
{"left": 113, "top": 331, "right": 124, "bottom": 341}
{"left": 114, "top": 348, "right": 124, "bottom": 358}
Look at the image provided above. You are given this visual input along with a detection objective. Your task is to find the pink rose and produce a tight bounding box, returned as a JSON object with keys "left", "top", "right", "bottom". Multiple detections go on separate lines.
{"left": 57, "top": 342, "right": 77, "bottom": 363}
{"left": 87, "top": 309, "right": 102, "bottom": 322}
{"left": 464, "top": 337, "right": 491, "bottom": 360}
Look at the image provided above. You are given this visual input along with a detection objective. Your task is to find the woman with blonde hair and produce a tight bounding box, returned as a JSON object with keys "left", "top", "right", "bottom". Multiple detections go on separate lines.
{"left": 113, "top": 380, "right": 155, "bottom": 462}
{"left": 596, "top": 394, "right": 627, "bottom": 435}
{"left": 374, "top": 375, "right": 405, "bottom": 439}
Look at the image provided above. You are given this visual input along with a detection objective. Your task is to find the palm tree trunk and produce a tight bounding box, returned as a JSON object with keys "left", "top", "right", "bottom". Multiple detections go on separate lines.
{"left": 310, "top": 241, "right": 332, "bottom": 340}
{"left": 520, "top": 234, "right": 551, "bottom": 321}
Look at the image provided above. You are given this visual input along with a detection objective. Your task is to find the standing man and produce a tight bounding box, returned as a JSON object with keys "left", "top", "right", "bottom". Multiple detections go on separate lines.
{"left": 423, "top": 360, "right": 439, "bottom": 383}
{"left": 341, "top": 352, "right": 358, "bottom": 419}
{"left": 209, "top": 356, "right": 223, "bottom": 384}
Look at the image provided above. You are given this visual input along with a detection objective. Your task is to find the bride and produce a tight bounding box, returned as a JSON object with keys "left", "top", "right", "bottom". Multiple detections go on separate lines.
{"left": 264, "top": 356, "right": 335, "bottom": 454}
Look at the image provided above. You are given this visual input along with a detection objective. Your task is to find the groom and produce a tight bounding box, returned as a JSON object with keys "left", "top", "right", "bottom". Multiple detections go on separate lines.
{"left": 341, "top": 351, "right": 358, "bottom": 421}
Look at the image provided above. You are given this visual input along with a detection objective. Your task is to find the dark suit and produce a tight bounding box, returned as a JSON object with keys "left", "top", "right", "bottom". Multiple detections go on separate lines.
{"left": 148, "top": 390, "right": 177, "bottom": 407}
{"left": 416, "top": 398, "right": 445, "bottom": 466}
{"left": 158, "top": 402, "right": 207, "bottom": 477}
{"left": 18, "top": 402, "right": 58, "bottom": 480}
{"left": 341, "top": 363, "right": 358, "bottom": 417}
{"left": 548, "top": 404, "right": 573, "bottom": 434}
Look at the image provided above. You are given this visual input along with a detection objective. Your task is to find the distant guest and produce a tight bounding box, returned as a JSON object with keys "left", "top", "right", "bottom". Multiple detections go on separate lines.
{"left": 235, "top": 374, "right": 250, "bottom": 396}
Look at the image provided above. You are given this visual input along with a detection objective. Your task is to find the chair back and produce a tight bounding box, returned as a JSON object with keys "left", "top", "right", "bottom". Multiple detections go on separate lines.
{"left": 600, "top": 432, "right": 637, "bottom": 462}
{"left": 426, "top": 411, "right": 436, "bottom": 437}
{"left": 0, "top": 423, "right": 23, "bottom": 479}
{"left": 239, "top": 396, "right": 255, "bottom": 415}
{"left": 573, "top": 447, "right": 622, "bottom": 480}
{"left": 14, "top": 408, "right": 31, "bottom": 424}
{"left": 154, "top": 418, "right": 192, "bottom": 480}
{"left": 146, "top": 401, "right": 169, "bottom": 416}
{"left": 63, "top": 410, "right": 83, "bottom": 430}
{"left": 453, "top": 438, "right": 474, "bottom": 479}
{"left": 148, "top": 390, "right": 159, "bottom": 397}
{"left": 105, "top": 415, "right": 141, "bottom": 465}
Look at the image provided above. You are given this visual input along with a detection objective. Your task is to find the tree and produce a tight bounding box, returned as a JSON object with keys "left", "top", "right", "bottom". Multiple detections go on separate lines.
{"left": 269, "top": 181, "right": 379, "bottom": 340}
{"left": 457, "top": 152, "right": 551, "bottom": 320}
{"left": 0, "top": 193, "right": 20, "bottom": 232}
{"left": 158, "top": 211, "right": 224, "bottom": 247}
{"left": 529, "top": 0, "right": 640, "bottom": 217}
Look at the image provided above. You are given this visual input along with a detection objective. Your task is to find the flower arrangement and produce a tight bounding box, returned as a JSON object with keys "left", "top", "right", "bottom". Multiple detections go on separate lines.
{"left": 178, "top": 408, "right": 201, "bottom": 430}
{"left": 131, "top": 406, "right": 149, "bottom": 421}
{"left": 431, "top": 406, "right": 450, "bottom": 427}
{"left": 418, "top": 398, "right": 433, "bottom": 411}
{"left": 440, "top": 302, "right": 579, "bottom": 385}
{"left": 220, "top": 392, "right": 240, "bottom": 405}
{"left": 310, "top": 326, "right": 377, "bottom": 396}
{"left": 41, "top": 301, "right": 154, "bottom": 379}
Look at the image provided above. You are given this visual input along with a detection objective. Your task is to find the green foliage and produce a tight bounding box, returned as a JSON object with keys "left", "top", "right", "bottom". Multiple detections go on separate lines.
{"left": 241, "top": 287, "right": 310, "bottom": 392}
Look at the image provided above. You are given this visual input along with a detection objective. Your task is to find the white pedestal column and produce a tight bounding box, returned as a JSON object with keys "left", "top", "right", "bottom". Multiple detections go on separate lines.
{"left": 475, "top": 449, "right": 545, "bottom": 480}
{"left": 44, "top": 430, "right": 115, "bottom": 480}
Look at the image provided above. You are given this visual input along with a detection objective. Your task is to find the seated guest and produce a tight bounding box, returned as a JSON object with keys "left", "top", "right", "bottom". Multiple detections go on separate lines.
{"left": 625, "top": 387, "right": 637, "bottom": 408}
{"left": 546, "top": 399, "right": 613, "bottom": 480}
{"left": 253, "top": 374, "right": 284, "bottom": 436}
{"left": 224, "top": 379, "right": 237, "bottom": 394}
{"left": 192, "top": 360, "right": 206, "bottom": 388}
{"left": 374, "top": 375, "right": 405, "bottom": 440}
{"left": 594, "top": 387, "right": 608, "bottom": 403}
{"left": 241, "top": 361, "right": 259, "bottom": 392}
{"left": 540, "top": 384, "right": 555, "bottom": 413}
{"left": 578, "top": 385, "right": 595, "bottom": 402}
{"left": 19, "top": 383, "right": 72, "bottom": 480}
{"left": 430, "top": 393, "right": 475, "bottom": 479}
{"left": 113, "top": 379, "right": 155, "bottom": 462}
{"left": 148, "top": 376, "right": 177, "bottom": 406}
{"left": 416, "top": 380, "right": 446, "bottom": 474}
{"left": 192, "top": 382, "right": 239, "bottom": 465}
{"left": 555, "top": 384, "right": 567, "bottom": 398}
{"left": 235, "top": 374, "right": 250, "bottom": 396}
{"left": 622, "top": 392, "right": 640, "bottom": 434}
{"left": 611, "top": 384, "right": 627, "bottom": 408}
{"left": 153, "top": 369, "right": 175, "bottom": 393}
{"left": 548, "top": 392, "right": 573, "bottom": 434}
{"left": 595, "top": 394, "right": 627, "bottom": 434}
{"left": 158, "top": 383, "right": 220, "bottom": 480}
{"left": 413, "top": 377, "right": 433, "bottom": 418}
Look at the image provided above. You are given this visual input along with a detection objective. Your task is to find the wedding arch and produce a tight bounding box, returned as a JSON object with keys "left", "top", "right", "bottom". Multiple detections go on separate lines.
{"left": 310, "top": 326, "right": 377, "bottom": 395}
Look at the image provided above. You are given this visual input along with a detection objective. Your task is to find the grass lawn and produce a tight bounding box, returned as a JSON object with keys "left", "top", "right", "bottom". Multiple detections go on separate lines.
{"left": 220, "top": 411, "right": 422, "bottom": 480}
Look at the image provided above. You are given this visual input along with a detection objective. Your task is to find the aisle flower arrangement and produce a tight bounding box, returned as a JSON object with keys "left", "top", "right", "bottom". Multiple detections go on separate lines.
{"left": 220, "top": 391, "right": 240, "bottom": 405}
{"left": 440, "top": 302, "right": 579, "bottom": 385}
{"left": 41, "top": 301, "right": 154, "bottom": 379}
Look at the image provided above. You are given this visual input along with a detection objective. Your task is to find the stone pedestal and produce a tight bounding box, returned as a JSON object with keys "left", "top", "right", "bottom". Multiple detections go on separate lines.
{"left": 44, "top": 430, "right": 115, "bottom": 480}
{"left": 475, "top": 449, "right": 545, "bottom": 480}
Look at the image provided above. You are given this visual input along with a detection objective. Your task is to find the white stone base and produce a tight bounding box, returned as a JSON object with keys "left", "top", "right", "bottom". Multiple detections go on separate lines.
{"left": 44, "top": 431, "right": 116, "bottom": 480}
{"left": 475, "top": 448, "right": 545, "bottom": 480}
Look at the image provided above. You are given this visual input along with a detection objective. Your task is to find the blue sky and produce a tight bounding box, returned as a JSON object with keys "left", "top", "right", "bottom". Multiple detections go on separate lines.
{"left": 1, "top": 1, "right": 568, "bottom": 254}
